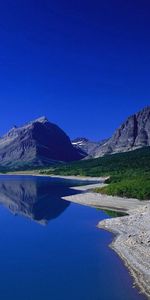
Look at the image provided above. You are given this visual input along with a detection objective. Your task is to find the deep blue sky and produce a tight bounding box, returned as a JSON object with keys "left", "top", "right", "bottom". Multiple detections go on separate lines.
{"left": 0, "top": 0, "right": 150, "bottom": 141}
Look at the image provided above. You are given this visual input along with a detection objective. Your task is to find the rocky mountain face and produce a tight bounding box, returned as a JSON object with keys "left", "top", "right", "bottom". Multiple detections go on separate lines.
{"left": 94, "top": 106, "right": 150, "bottom": 157}
{"left": 72, "top": 106, "right": 150, "bottom": 158}
{"left": 0, "top": 117, "right": 84, "bottom": 169}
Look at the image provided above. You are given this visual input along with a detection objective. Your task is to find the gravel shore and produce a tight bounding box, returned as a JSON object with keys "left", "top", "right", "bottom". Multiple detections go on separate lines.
{"left": 63, "top": 181, "right": 147, "bottom": 212}
{"left": 98, "top": 204, "right": 150, "bottom": 298}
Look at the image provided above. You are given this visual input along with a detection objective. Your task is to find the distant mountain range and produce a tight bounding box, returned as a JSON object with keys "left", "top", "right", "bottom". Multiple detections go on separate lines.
{"left": 72, "top": 137, "right": 109, "bottom": 157}
{"left": 0, "top": 106, "right": 149, "bottom": 169}
{"left": 72, "top": 106, "right": 150, "bottom": 158}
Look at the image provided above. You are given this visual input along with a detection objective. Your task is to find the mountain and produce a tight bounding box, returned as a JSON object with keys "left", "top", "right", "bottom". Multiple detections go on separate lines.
{"left": 0, "top": 106, "right": 149, "bottom": 169}
{"left": 94, "top": 106, "right": 150, "bottom": 157}
{"left": 72, "top": 137, "right": 108, "bottom": 157}
{"left": 0, "top": 117, "right": 84, "bottom": 169}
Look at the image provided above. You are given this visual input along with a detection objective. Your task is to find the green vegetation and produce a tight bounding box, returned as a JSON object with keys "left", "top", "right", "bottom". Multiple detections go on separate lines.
{"left": 94, "top": 177, "right": 150, "bottom": 200}
{"left": 40, "top": 147, "right": 150, "bottom": 200}
{"left": 101, "top": 210, "right": 127, "bottom": 218}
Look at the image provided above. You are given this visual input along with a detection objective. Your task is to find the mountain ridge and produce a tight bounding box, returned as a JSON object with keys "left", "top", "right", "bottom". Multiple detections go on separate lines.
{"left": 0, "top": 106, "right": 149, "bottom": 169}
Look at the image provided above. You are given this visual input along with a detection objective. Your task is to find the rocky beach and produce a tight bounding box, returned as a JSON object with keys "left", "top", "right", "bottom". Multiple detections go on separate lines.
{"left": 99, "top": 204, "right": 150, "bottom": 298}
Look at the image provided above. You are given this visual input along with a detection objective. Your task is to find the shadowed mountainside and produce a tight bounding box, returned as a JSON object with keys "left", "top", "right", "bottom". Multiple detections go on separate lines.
{"left": 0, "top": 117, "right": 84, "bottom": 169}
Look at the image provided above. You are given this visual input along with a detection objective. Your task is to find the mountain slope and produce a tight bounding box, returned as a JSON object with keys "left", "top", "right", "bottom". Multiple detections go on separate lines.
{"left": 94, "top": 106, "right": 150, "bottom": 157}
{"left": 0, "top": 117, "right": 83, "bottom": 168}
{"left": 42, "top": 146, "right": 150, "bottom": 177}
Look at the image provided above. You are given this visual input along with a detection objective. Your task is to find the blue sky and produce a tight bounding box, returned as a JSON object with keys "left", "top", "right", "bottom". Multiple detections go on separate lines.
{"left": 0, "top": 0, "right": 149, "bottom": 140}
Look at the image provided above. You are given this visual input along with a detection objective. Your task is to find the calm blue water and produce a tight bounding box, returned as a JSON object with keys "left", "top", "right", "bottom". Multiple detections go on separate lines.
{"left": 0, "top": 175, "right": 146, "bottom": 300}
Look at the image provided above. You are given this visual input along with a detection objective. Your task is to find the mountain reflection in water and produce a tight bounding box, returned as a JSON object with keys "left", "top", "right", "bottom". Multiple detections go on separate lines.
{"left": 0, "top": 176, "right": 84, "bottom": 225}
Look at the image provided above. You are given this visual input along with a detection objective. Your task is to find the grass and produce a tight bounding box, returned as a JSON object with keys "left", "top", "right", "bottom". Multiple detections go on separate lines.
{"left": 40, "top": 147, "right": 150, "bottom": 200}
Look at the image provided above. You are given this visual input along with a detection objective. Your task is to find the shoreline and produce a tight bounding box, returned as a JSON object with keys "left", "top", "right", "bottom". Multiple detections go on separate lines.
{"left": 2, "top": 172, "right": 107, "bottom": 182}
{"left": 65, "top": 182, "right": 150, "bottom": 298}
{"left": 1, "top": 172, "right": 150, "bottom": 298}
{"left": 63, "top": 182, "right": 148, "bottom": 212}
{"left": 98, "top": 204, "right": 150, "bottom": 299}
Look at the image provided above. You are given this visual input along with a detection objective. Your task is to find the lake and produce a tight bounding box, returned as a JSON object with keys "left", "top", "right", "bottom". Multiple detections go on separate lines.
{"left": 0, "top": 175, "right": 146, "bottom": 300}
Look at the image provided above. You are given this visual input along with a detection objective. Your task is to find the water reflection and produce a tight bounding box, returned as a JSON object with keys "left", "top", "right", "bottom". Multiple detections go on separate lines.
{"left": 0, "top": 176, "right": 83, "bottom": 225}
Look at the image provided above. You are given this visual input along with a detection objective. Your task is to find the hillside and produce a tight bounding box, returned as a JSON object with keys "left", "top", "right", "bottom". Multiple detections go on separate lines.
{"left": 40, "top": 147, "right": 150, "bottom": 200}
